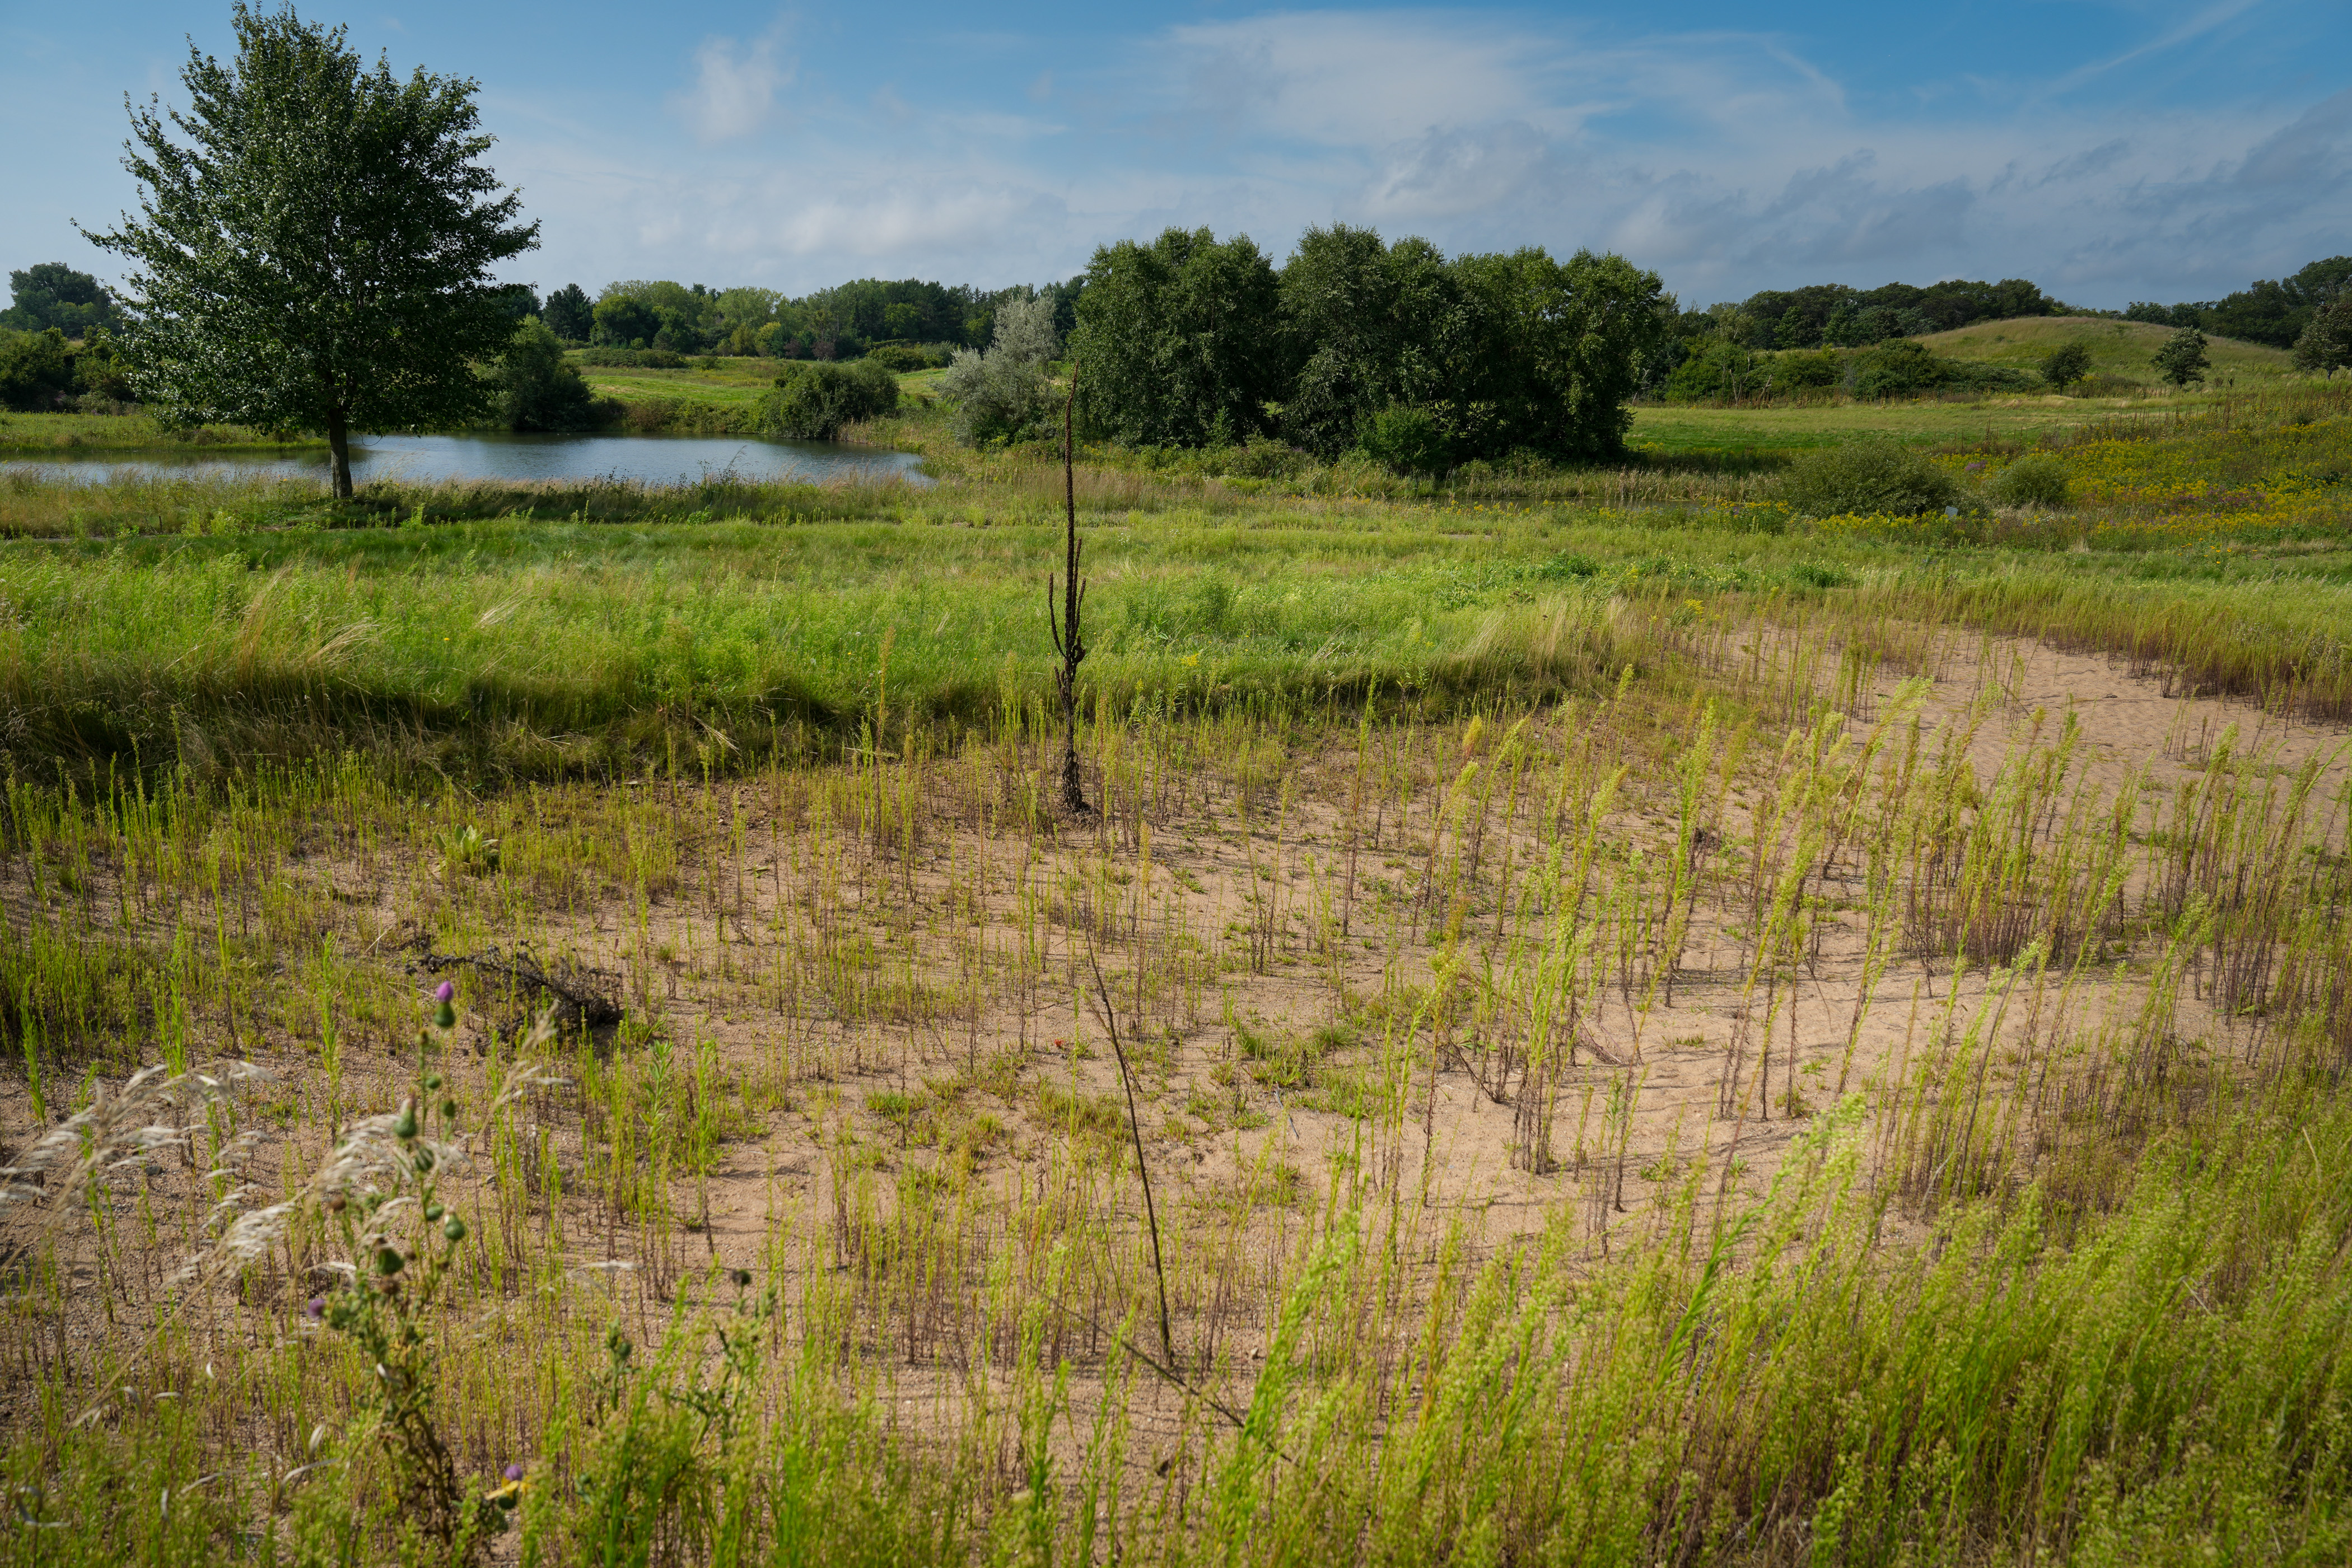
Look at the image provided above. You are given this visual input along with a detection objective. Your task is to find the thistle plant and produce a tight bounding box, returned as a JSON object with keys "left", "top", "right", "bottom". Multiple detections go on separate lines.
{"left": 290, "top": 982, "right": 558, "bottom": 1562}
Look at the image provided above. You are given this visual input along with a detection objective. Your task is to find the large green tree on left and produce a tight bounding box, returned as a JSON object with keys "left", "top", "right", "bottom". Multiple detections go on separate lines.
{"left": 85, "top": 3, "right": 537, "bottom": 498}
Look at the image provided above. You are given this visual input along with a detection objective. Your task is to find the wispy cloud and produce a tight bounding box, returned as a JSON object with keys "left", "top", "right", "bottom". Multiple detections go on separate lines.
{"left": 673, "top": 26, "right": 792, "bottom": 143}
{"left": 493, "top": 7, "right": 2350, "bottom": 305}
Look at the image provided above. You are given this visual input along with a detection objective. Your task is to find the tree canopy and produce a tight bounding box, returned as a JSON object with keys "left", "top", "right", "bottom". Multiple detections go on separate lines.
{"left": 2153, "top": 328, "right": 2211, "bottom": 388}
{"left": 2126, "top": 258, "right": 2352, "bottom": 348}
{"left": 1070, "top": 227, "right": 1287, "bottom": 449}
{"left": 2, "top": 264, "right": 121, "bottom": 337}
{"left": 1063, "top": 224, "right": 1663, "bottom": 467}
{"left": 83, "top": 2, "right": 536, "bottom": 496}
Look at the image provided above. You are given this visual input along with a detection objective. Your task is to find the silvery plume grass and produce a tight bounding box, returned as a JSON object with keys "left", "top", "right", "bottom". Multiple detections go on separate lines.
{"left": 253, "top": 983, "right": 564, "bottom": 1564}
{"left": 0, "top": 1057, "right": 269, "bottom": 1251}
{"left": 10, "top": 979, "right": 561, "bottom": 1566}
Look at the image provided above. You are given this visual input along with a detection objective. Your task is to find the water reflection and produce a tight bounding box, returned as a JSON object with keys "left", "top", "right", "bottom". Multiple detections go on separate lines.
{"left": 0, "top": 430, "right": 930, "bottom": 488}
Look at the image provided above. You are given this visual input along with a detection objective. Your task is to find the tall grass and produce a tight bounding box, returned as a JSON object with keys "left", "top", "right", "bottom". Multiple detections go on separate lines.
{"left": 2, "top": 387, "right": 2350, "bottom": 1564}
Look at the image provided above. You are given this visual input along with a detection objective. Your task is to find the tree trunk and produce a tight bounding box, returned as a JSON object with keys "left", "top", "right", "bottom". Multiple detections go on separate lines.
{"left": 325, "top": 405, "right": 353, "bottom": 500}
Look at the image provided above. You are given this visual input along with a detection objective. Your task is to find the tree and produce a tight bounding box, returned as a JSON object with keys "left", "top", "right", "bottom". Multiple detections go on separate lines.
{"left": 1447, "top": 247, "right": 1666, "bottom": 460}
{"left": 939, "top": 295, "right": 1057, "bottom": 445}
{"left": 2153, "top": 327, "right": 2210, "bottom": 388}
{"left": 2041, "top": 340, "right": 2093, "bottom": 389}
{"left": 591, "top": 296, "right": 660, "bottom": 349}
{"left": 0, "top": 329, "right": 77, "bottom": 412}
{"left": 2293, "top": 297, "right": 2352, "bottom": 378}
{"left": 1070, "top": 227, "right": 1286, "bottom": 448}
{"left": 2, "top": 264, "right": 120, "bottom": 337}
{"left": 84, "top": 4, "right": 535, "bottom": 498}
{"left": 493, "top": 317, "right": 598, "bottom": 431}
{"left": 542, "top": 283, "right": 592, "bottom": 343}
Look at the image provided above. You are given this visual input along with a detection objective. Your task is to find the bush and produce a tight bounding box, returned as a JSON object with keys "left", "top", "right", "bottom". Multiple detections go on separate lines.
{"left": 864, "top": 343, "right": 930, "bottom": 374}
{"left": 1850, "top": 340, "right": 1945, "bottom": 400}
{"left": 759, "top": 360, "right": 899, "bottom": 441}
{"left": 1987, "top": 454, "right": 2071, "bottom": 508}
{"left": 494, "top": 318, "right": 602, "bottom": 432}
{"left": 940, "top": 297, "right": 1059, "bottom": 445}
{"left": 1357, "top": 404, "right": 1448, "bottom": 477}
{"left": 1769, "top": 348, "right": 1842, "bottom": 390}
{"left": 2041, "top": 341, "right": 2094, "bottom": 389}
{"left": 0, "top": 328, "right": 76, "bottom": 412}
{"left": 2153, "top": 328, "right": 2210, "bottom": 388}
{"left": 573, "top": 347, "right": 685, "bottom": 370}
{"left": 1777, "top": 441, "right": 1962, "bottom": 517}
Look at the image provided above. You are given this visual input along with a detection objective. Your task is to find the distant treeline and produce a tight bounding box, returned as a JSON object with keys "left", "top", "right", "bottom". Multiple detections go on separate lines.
{"left": 1679, "top": 276, "right": 2071, "bottom": 357}
{"left": 2122, "top": 258, "right": 2351, "bottom": 349}
{"left": 526, "top": 277, "right": 1083, "bottom": 362}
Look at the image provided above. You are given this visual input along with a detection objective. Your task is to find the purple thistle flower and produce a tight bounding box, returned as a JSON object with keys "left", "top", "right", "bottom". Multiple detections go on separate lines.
{"left": 503, "top": 1463, "right": 525, "bottom": 1482}
{"left": 1964, "top": 461, "right": 1986, "bottom": 472}
{"left": 305, "top": 1296, "right": 325, "bottom": 1319}
{"left": 434, "top": 981, "right": 456, "bottom": 1004}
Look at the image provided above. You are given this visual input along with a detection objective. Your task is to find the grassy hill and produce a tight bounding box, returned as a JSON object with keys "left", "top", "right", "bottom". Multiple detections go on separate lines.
{"left": 1918, "top": 314, "right": 2298, "bottom": 386}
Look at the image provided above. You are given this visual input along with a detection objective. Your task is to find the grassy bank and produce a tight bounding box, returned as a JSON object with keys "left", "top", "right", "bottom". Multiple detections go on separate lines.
{"left": 0, "top": 409, "right": 327, "bottom": 452}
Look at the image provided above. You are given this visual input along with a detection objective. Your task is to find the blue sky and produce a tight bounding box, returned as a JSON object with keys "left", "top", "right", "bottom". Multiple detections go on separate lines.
{"left": 4, "top": 1, "right": 2346, "bottom": 311}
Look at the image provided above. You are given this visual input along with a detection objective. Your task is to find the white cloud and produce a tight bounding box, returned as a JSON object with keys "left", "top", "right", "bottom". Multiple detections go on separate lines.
{"left": 484, "top": 9, "right": 2348, "bottom": 307}
{"left": 673, "top": 29, "right": 791, "bottom": 143}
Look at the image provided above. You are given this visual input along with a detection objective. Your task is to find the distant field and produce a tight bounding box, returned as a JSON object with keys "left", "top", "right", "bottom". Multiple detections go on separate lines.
{"left": 1919, "top": 314, "right": 2299, "bottom": 385}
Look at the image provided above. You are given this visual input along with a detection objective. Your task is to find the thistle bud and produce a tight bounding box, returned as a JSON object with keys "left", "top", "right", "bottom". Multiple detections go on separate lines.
{"left": 435, "top": 1001, "right": 457, "bottom": 1029}
{"left": 424, "top": 1201, "right": 445, "bottom": 1221}
{"left": 394, "top": 1102, "right": 417, "bottom": 1141}
{"left": 444, "top": 1216, "right": 468, "bottom": 1243}
{"left": 376, "top": 1247, "right": 405, "bottom": 1276}
{"left": 424, "top": 1074, "right": 444, "bottom": 1091}
{"left": 413, "top": 1147, "right": 435, "bottom": 1174}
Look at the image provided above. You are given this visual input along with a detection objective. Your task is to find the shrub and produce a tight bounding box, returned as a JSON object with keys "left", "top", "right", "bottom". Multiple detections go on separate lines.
{"left": 939, "top": 297, "right": 1058, "bottom": 445}
{"left": 2041, "top": 341, "right": 2094, "bottom": 389}
{"left": 865, "top": 343, "right": 929, "bottom": 374}
{"left": 760, "top": 359, "right": 900, "bottom": 441}
{"left": 2154, "top": 328, "right": 2210, "bottom": 388}
{"left": 1770, "top": 348, "right": 1842, "bottom": 390}
{"left": 1988, "top": 454, "right": 2071, "bottom": 508}
{"left": 0, "top": 327, "right": 76, "bottom": 412}
{"left": 1357, "top": 404, "right": 1448, "bottom": 477}
{"left": 494, "top": 318, "right": 601, "bottom": 432}
{"left": 1777, "top": 441, "right": 1961, "bottom": 517}
{"left": 1850, "top": 340, "right": 1945, "bottom": 399}
{"left": 573, "top": 347, "right": 684, "bottom": 370}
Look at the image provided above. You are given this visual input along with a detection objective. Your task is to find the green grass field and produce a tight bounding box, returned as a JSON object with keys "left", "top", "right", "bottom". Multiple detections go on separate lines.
{"left": 2, "top": 375, "right": 2351, "bottom": 1565}
{"left": 1919, "top": 313, "right": 2300, "bottom": 385}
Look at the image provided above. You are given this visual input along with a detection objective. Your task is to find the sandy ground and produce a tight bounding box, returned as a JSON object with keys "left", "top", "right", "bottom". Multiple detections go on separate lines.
{"left": 4, "top": 618, "right": 2345, "bottom": 1518}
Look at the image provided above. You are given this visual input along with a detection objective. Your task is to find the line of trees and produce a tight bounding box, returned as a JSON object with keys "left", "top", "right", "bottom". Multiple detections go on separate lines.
{"left": 1065, "top": 224, "right": 1667, "bottom": 467}
{"left": 552, "top": 275, "right": 1087, "bottom": 362}
{"left": 2125, "top": 258, "right": 2352, "bottom": 349}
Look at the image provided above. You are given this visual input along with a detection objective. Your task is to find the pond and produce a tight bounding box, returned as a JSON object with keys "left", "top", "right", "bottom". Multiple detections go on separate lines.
{"left": 0, "top": 431, "right": 931, "bottom": 488}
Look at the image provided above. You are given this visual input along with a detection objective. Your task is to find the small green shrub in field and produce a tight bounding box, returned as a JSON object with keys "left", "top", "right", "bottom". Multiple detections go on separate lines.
{"left": 1776, "top": 441, "right": 1961, "bottom": 517}
{"left": 864, "top": 343, "right": 928, "bottom": 373}
{"left": 1357, "top": 404, "right": 1448, "bottom": 477}
{"left": 2041, "top": 340, "right": 2094, "bottom": 389}
{"left": 760, "top": 360, "right": 900, "bottom": 440}
{"left": 1989, "top": 454, "right": 2071, "bottom": 508}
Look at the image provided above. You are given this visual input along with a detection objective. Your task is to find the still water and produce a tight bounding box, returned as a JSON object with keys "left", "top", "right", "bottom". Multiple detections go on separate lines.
{"left": 0, "top": 431, "right": 931, "bottom": 488}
